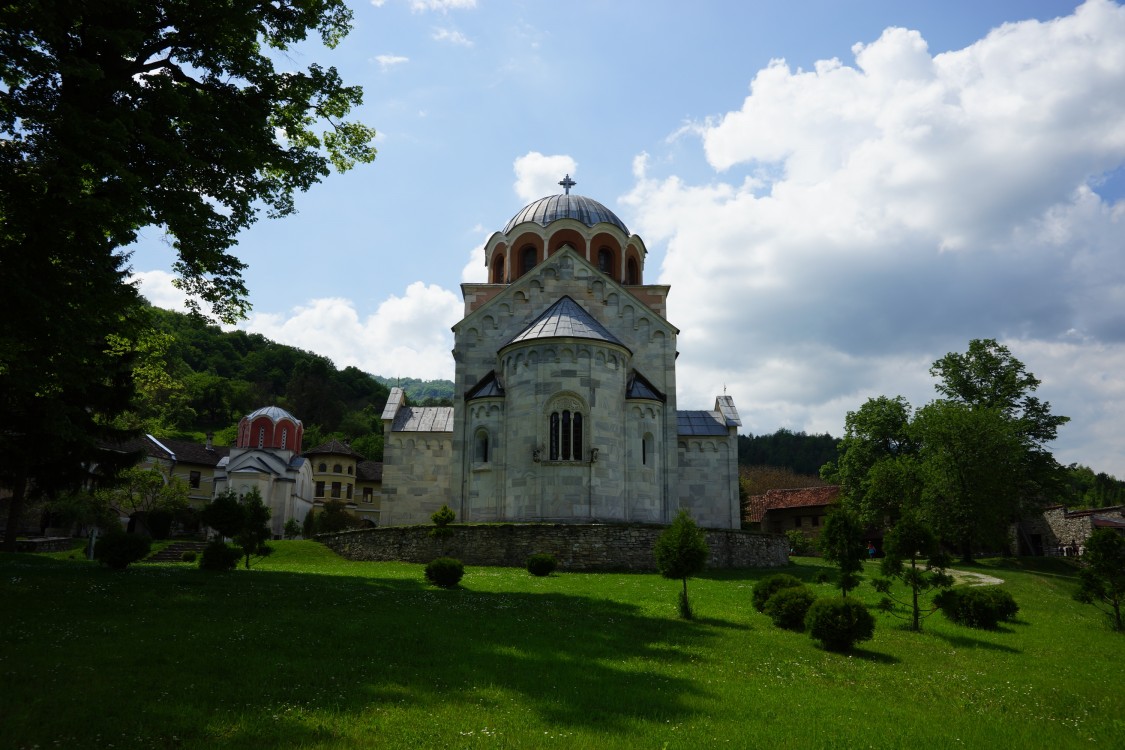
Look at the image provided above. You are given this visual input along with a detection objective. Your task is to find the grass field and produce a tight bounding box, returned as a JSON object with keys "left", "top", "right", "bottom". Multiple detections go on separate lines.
{"left": 1, "top": 541, "right": 1122, "bottom": 749}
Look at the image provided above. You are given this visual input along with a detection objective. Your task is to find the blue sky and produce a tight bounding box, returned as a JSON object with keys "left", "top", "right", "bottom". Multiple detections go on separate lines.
{"left": 131, "top": 0, "right": 1125, "bottom": 477}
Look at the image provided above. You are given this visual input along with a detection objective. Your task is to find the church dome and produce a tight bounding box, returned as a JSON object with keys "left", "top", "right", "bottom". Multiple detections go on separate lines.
{"left": 503, "top": 194, "right": 629, "bottom": 235}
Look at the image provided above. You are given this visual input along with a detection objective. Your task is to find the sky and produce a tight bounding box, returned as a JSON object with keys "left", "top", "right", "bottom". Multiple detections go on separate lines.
{"left": 129, "top": 0, "right": 1125, "bottom": 478}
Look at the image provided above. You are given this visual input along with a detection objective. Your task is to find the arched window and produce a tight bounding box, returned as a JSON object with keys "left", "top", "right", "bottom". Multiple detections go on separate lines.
{"left": 333, "top": 464, "right": 342, "bottom": 474}
{"left": 626, "top": 257, "right": 639, "bottom": 285}
{"left": 642, "top": 432, "right": 655, "bottom": 465}
{"left": 597, "top": 247, "right": 613, "bottom": 275}
{"left": 318, "top": 462, "right": 327, "bottom": 472}
{"left": 475, "top": 429, "right": 490, "bottom": 463}
{"left": 491, "top": 254, "right": 505, "bottom": 283}
{"left": 281, "top": 429, "right": 288, "bottom": 450}
{"left": 548, "top": 409, "right": 584, "bottom": 461}
{"left": 520, "top": 245, "right": 536, "bottom": 277}
{"left": 257, "top": 427, "right": 265, "bottom": 448}
{"left": 347, "top": 465, "right": 353, "bottom": 475}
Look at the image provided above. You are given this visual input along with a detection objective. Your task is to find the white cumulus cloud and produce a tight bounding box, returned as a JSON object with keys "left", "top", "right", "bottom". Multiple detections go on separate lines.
{"left": 624, "top": 0, "right": 1125, "bottom": 474}
{"left": 513, "top": 152, "right": 578, "bottom": 202}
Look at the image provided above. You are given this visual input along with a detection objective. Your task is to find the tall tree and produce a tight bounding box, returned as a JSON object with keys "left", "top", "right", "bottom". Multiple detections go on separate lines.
{"left": 0, "top": 1, "right": 375, "bottom": 548}
{"left": 818, "top": 508, "right": 867, "bottom": 597}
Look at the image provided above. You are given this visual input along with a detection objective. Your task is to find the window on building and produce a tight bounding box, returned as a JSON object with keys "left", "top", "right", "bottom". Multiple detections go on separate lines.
{"left": 257, "top": 427, "right": 265, "bottom": 448}
{"left": 491, "top": 254, "right": 505, "bottom": 283}
{"left": 281, "top": 429, "right": 287, "bottom": 449}
{"left": 333, "top": 464, "right": 342, "bottom": 473}
{"left": 520, "top": 245, "right": 536, "bottom": 277}
{"left": 315, "top": 481, "right": 325, "bottom": 497}
{"left": 347, "top": 465, "right": 353, "bottom": 475}
{"left": 549, "top": 409, "right": 584, "bottom": 461}
{"left": 641, "top": 436, "right": 647, "bottom": 465}
{"left": 475, "top": 429, "right": 489, "bottom": 463}
{"left": 626, "top": 257, "right": 639, "bottom": 285}
{"left": 331, "top": 481, "right": 341, "bottom": 499}
{"left": 363, "top": 487, "right": 373, "bottom": 502}
{"left": 318, "top": 462, "right": 327, "bottom": 472}
{"left": 346, "top": 484, "right": 353, "bottom": 500}
{"left": 598, "top": 247, "right": 613, "bottom": 275}
{"left": 811, "top": 515, "right": 820, "bottom": 527}
{"left": 794, "top": 516, "right": 803, "bottom": 528}
{"left": 189, "top": 471, "right": 201, "bottom": 489}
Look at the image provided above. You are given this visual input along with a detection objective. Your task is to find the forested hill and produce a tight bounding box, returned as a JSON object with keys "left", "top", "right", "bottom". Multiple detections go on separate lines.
{"left": 371, "top": 376, "right": 455, "bottom": 404}
{"left": 130, "top": 307, "right": 403, "bottom": 459}
{"left": 738, "top": 430, "right": 838, "bottom": 476}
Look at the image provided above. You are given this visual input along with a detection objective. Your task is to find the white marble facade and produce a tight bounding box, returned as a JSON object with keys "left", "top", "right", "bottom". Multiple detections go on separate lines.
{"left": 379, "top": 188, "right": 741, "bottom": 529}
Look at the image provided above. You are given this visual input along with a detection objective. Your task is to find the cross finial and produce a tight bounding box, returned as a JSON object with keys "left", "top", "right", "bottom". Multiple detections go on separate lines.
{"left": 558, "top": 174, "right": 576, "bottom": 195}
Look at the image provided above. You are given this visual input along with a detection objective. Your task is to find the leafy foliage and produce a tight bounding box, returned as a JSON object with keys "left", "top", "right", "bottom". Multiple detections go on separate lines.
{"left": 425, "top": 557, "right": 465, "bottom": 588}
{"left": 199, "top": 540, "right": 240, "bottom": 571}
{"left": 199, "top": 488, "right": 273, "bottom": 569}
{"left": 751, "top": 573, "right": 804, "bottom": 612}
{"left": 877, "top": 514, "right": 953, "bottom": 631}
{"left": 934, "top": 587, "right": 1019, "bottom": 629}
{"left": 763, "top": 586, "right": 816, "bottom": 631}
{"left": 654, "top": 509, "right": 710, "bottom": 619}
{"left": 805, "top": 598, "right": 876, "bottom": 652}
{"left": 94, "top": 531, "right": 152, "bottom": 570}
{"left": 526, "top": 553, "right": 558, "bottom": 577}
{"left": 818, "top": 508, "right": 866, "bottom": 597}
{"left": 1074, "top": 528, "right": 1125, "bottom": 631}
{"left": 785, "top": 529, "right": 812, "bottom": 555}
{"left": 313, "top": 500, "right": 364, "bottom": 534}
{"left": 0, "top": 1, "right": 374, "bottom": 548}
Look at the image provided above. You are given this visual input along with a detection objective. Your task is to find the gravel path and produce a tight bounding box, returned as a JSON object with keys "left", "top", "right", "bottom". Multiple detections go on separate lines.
{"left": 948, "top": 569, "right": 1005, "bottom": 586}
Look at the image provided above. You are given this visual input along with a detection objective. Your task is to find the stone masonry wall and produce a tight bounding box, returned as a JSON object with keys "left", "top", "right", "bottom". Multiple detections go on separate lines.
{"left": 317, "top": 523, "right": 788, "bottom": 571}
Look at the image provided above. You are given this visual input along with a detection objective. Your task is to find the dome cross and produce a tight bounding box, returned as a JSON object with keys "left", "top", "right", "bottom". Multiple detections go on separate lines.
{"left": 558, "top": 174, "right": 576, "bottom": 195}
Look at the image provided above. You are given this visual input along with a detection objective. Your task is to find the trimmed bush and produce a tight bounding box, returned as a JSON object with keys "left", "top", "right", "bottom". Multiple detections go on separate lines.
{"left": 527, "top": 553, "right": 557, "bottom": 577}
{"left": 94, "top": 531, "right": 152, "bottom": 570}
{"left": 199, "top": 540, "right": 240, "bottom": 571}
{"left": 806, "top": 597, "right": 876, "bottom": 652}
{"left": 752, "top": 573, "right": 804, "bottom": 612}
{"left": 180, "top": 550, "right": 198, "bottom": 563}
{"left": 935, "top": 587, "right": 1019, "bottom": 629}
{"left": 425, "top": 557, "right": 465, "bottom": 588}
{"left": 763, "top": 585, "right": 816, "bottom": 630}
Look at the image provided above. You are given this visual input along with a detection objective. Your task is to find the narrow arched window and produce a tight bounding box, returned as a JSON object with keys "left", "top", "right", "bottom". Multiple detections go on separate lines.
{"left": 475, "top": 430, "right": 489, "bottom": 463}
{"left": 333, "top": 464, "right": 342, "bottom": 474}
{"left": 598, "top": 247, "right": 612, "bottom": 275}
{"left": 626, "top": 257, "right": 639, "bottom": 285}
{"left": 548, "top": 409, "right": 584, "bottom": 461}
{"left": 257, "top": 428, "right": 265, "bottom": 448}
{"left": 318, "top": 462, "right": 327, "bottom": 472}
{"left": 520, "top": 245, "right": 537, "bottom": 277}
{"left": 491, "top": 254, "right": 505, "bottom": 283}
{"left": 281, "top": 429, "right": 288, "bottom": 450}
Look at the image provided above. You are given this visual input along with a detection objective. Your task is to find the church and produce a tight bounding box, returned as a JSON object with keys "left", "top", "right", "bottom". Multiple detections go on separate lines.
{"left": 378, "top": 177, "right": 742, "bottom": 529}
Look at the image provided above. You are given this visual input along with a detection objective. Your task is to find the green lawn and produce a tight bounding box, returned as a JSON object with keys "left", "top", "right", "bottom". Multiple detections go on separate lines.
{"left": 1, "top": 543, "right": 1121, "bottom": 749}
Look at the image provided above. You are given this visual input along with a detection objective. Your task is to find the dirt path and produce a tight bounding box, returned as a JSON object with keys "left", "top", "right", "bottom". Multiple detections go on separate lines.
{"left": 948, "top": 569, "right": 1005, "bottom": 586}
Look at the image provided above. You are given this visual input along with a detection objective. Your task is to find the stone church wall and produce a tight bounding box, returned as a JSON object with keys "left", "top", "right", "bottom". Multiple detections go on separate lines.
{"left": 677, "top": 437, "right": 739, "bottom": 529}
{"left": 317, "top": 523, "right": 788, "bottom": 571}
{"left": 380, "top": 432, "right": 453, "bottom": 526}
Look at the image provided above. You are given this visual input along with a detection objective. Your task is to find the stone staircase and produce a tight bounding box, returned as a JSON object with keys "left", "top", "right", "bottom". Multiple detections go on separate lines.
{"left": 145, "top": 540, "right": 207, "bottom": 563}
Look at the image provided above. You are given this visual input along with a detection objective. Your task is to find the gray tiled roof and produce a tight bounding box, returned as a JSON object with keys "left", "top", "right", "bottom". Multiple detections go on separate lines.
{"left": 466, "top": 371, "right": 504, "bottom": 399}
{"left": 715, "top": 395, "right": 742, "bottom": 427}
{"left": 244, "top": 405, "right": 301, "bottom": 425}
{"left": 676, "top": 410, "right": 729, "bottom": 436}
{"left": 503, "top": 194, "right": 629, "bottom": 234}
{"left": 392, "top": 406, "right": 454, "bottom": 433}
{"left": 303, "top": 439, "right": 363, "bottom": 458}
{"left": 626, "top": 371, "right": 665, "bottom": 402}
{"left": 507, "top": 296, "right": 628, "bottom": 350}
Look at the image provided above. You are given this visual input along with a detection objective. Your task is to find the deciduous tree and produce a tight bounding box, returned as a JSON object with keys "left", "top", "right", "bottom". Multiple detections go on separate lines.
{"left": 654, "top": 509, "right": 710, "bottom": 619}
{"left": 0, "top": 1, "right": 375, "bottom": 550}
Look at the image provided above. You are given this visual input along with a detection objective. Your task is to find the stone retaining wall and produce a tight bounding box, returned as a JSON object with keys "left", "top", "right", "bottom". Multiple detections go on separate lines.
{"left": 317, "top": 523, "right": 788, "bottom": 571}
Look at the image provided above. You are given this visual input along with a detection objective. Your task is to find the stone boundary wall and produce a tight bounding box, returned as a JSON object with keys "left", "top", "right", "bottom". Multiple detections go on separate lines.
{"left": 317, "top": 523, "right": 788, "bottom": 571}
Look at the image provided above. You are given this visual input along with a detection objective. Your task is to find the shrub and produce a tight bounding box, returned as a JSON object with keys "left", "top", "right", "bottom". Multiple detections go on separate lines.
{"left": 935, "top": 587, "right": 1019, "bottom": 629}
{"left": 146, "top": 508, "right": 174, "bottom": 540}
{"left": 94, "top": 531, "right": 152, "bottom": 570}
{"left": 654, "top": 509, "right": 710, "bottom": 620}
{"left": 425, "top": 557, "right": 464, "bottom": 588}
{"left": 527, "top": 553, "right": 557, "bottom": 577}
{"left": 180, "top": 550, "right": 198, "bottom": 563}
{"left": 815, "top": 571, "right": 831, "bottom": 584}
{"left": 763, "top": 586, "right": 816, "bottom": 630}
{"left": 785, "top": 530, "right": 810, "bottom": 555}
{"left": 752, "top": 573, "right": 804, "bottom": 612}
{"left": 199, "top": 540, "right": 240, "bottom": 571}
{"left": 806, "top": 597, "right": 876, "bottom": 652}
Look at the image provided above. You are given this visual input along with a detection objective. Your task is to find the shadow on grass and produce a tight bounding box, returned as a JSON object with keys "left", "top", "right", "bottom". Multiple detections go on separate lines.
{"left": 836, "top": 647, "right": 901, "bottom": 664}
{"left": 0, "top": 554, "right": 718, "bottom": 749}
{"left": 927, "top": 629, "right": 1022, "bottom": 654}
